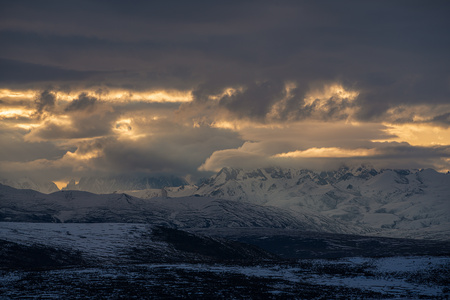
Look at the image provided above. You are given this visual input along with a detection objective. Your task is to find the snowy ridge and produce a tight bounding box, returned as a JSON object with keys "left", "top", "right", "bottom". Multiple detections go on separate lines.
{"left": 0, "top": 184, "right": 355, "bottom": 234}
{"left": 181, "top": 166, "right": 450, "bottom": 240}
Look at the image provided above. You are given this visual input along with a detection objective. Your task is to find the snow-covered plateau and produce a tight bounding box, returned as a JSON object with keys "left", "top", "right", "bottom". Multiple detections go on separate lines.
{"left": 0, "top": 222, "right": 449, "bottom": 299}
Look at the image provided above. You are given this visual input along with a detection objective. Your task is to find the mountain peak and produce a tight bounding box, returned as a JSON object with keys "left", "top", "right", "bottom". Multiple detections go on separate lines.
{"left": 0, "top": 177, "right": 59, "bottom": 194}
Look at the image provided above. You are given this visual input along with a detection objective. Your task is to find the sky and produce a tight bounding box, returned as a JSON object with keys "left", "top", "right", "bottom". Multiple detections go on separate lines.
{"left": 0, "top": 0, "right": 449, "bottom": 187}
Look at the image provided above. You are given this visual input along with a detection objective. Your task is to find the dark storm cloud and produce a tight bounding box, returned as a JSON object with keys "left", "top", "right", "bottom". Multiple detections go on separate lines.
{"left": 430, "top": 113, "right": 450, "bottom": 127}
{"left": 65, "top": 93, "right": 97, "bottom": 112}
{"left": 55, "top": 122, "right": 244, "bottom": 178}
{"left": 1, "top": 0, "right": 448, "bottom": 111}
{"left": 26, "top": 91, "right": 118, "bottom": 141}
{"left": 0, "top": 1, "right": 288, "bottom": 42}
{"left": 35, "top": 89, "right": 56, "bottom": 115}
{"left": 200, "top": 139, "right": 450, "bottom": 173}
{"left": 186, "top": 79, "right": 359, "bottom": 123}
{"left": 98, "top": 130, "right": 241, "bottom": 176}
{"left": 26, "top": 110, "right": 117, "bottom": 141}
{"left": 370, "top": 142, "right": 450, "bottom": 159}
{"left": 0, "top": 124, "right": 70, "bottom": 162}
{"left": 1, "top": 0, "right": 450, "bottom": 179}
{"left": 26, "top": 120, "right": 97, "bottom": 141}
{"left": 356, "top": 143, "right": 450, "bottom": 170}
{"left": 24, "top": 90, "right": 197, "bottom": 143}
{"left": 219, "top": 81, "right": 286, "bottom": 121}
{"left": 0, "top": 58, "right": 93, "bottom": 85}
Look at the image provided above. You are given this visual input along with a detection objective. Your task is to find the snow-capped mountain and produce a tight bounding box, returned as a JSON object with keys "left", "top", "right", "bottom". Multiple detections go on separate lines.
{"left": 63, "top": 175, "right": 187, "bottom": 194}
{"left": 185, "top": 166, "right": 450, "bottom": 240}
{"left": 1, "top": 165, "right": 449, "bottom": 240}
{"left": 0, "top": 184, "right": 355, "bottom": 234}
{"left": 0, "top": 177, "right": 59, "bottom": 194}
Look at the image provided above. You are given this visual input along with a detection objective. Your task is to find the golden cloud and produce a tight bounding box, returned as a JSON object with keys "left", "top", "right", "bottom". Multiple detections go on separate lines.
{"left": 0, "top": 88, "right": 193, "bottom": 104}
{"left": 207, "top": 86, "right": 244, "bottom": 101}
{"left": 373, "top": 123, "right": 450, "bottom": 146}
{"left": 0, "top": 108, "right": 34, "bottom": 119}
{"left": 274, "top": 147, "right": 379, "bottom": 158}
{"left": 0, "top": 89, "right": 36, "bottom": 100}
{"left": 303, "top": 83, "right": 359, "bottom": 107}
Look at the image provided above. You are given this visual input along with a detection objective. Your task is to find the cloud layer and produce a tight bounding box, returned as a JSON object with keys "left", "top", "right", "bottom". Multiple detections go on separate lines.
{"left": 1, "top": 1, "right": 449, "bottom": 183}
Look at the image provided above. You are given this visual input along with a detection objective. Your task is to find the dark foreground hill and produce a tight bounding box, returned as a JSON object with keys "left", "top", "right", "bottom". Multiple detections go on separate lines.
{"left": 1, "top": 223, "right": 449, "bottom": 298}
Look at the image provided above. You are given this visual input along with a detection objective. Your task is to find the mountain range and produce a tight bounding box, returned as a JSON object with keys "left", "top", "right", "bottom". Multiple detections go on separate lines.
{"left": 117, "top": 166, "right": 450, "bottom": 240}
{"left": 1, "top": 165, "right": 449, "bottom": 240}
{"left": 0, "top": 183, "right": 355, "bottom": 234}
{"left": 188, "top": 166, "right": 450, "bottom": 240}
